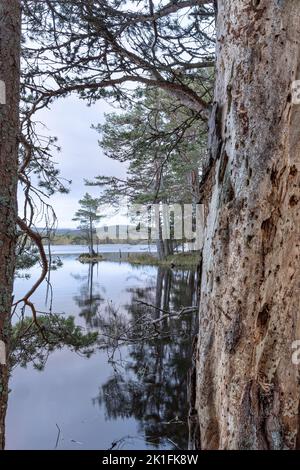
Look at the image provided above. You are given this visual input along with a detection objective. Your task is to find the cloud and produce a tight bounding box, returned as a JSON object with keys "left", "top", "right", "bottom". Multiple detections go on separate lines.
{"left": 21, "top": 96, "right": 127, "bottom": 228}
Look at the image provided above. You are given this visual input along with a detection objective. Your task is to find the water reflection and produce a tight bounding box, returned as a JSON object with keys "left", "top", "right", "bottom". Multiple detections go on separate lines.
{"left": 95, "top": 268, "right": 198, "bottom": 449}
{"left": 7, "top": 254, "right": 198, "bottom": 449}
{"left": 72, "top": 263, "right": 105, "bottom": 325}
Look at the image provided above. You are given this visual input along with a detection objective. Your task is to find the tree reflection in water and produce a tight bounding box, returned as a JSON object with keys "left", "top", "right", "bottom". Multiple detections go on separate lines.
{"left": 93, "top": 267, "right": 199, "bottom": 450}
{"left": 6, "top": 262, "right": 198, "bottom": 450}
{"left": 72, "top": 262, "right": 105, "bottom": 326}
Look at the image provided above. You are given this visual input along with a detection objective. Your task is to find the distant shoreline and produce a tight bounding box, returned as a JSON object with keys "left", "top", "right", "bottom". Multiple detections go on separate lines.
{"left": 43, "top": 238, "right": 157, "bottom": 246}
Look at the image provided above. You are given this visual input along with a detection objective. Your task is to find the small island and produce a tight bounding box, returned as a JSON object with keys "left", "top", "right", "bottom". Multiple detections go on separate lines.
{"left": 78, "top": 252, "right": 103, "bottom": 263}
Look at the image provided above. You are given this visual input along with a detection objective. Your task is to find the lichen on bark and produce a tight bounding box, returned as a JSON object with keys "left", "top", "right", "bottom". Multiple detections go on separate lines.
{"left": 191, "top": 0, "right": 300, "bottom": 450}
{"left": 0, "top": 0, "right": 21, "bottom": 450}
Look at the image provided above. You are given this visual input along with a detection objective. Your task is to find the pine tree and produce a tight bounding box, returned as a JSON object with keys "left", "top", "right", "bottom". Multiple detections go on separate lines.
{"left": 73, "top": 193, "right": 102, "bottom": 256}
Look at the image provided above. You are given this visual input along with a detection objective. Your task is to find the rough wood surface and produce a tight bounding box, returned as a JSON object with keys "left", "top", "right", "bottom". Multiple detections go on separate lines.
{"left": 193, "top": 0, "right": 300, "bottom": 450}
{"left": 0, "top": 0, "right": 21, "bottom": 450}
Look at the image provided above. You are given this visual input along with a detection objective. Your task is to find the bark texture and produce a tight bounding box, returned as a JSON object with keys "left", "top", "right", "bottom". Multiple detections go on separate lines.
{"left": 0, "top": 0, "right": 21, "bottom": 450}
{"left": 192, "top": 0, "right": 300, "bottom": 450}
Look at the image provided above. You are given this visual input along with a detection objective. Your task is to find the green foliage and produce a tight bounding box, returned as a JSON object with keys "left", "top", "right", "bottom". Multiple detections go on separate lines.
{"left": 15, "top": 246, "right": 39, "bottom": 272}
{"left": 11, "top": 314, "right": 99, "bottom": 371}
{"left": 73, "top": 193, "right": 103, "bottom": 253}
{"left": 73, "top": 193, "right": 102, "bottom": 226}
{"left": 90, "top": 87, "right": 208, "bottom": 207}
{"left": 22, "top": 1, "right": 215, "bottom": 111}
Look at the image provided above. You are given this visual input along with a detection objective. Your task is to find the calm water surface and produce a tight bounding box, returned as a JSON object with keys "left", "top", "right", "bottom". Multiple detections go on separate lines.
{"left": 6, "top": 245, "right": 197, "bottom": 450}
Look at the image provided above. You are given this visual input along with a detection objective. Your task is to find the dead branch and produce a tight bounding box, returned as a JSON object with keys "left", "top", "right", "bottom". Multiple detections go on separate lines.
{"left": 14, "top": 217, "right": 49, "bottom": 340}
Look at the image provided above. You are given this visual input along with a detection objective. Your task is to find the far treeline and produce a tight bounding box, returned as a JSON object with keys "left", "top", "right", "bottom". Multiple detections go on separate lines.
{"left": 72, "top": 85, "right": 211, "bottom": 257}
{"left": 46, "top": 226, "right": 155, "bottom": 246}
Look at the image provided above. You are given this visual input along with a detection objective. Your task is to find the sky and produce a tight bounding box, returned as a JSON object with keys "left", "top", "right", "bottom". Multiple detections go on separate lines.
{"left": 26, "top": 96, "right": 127, "bottom": 229}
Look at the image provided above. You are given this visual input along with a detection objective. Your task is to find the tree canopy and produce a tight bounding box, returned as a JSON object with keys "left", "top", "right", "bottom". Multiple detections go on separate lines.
{"left": 91, "top": 87, "right": 208, "bottom": 205}
{"left": 73, "top": 193, "right": 102, "bottom": 254}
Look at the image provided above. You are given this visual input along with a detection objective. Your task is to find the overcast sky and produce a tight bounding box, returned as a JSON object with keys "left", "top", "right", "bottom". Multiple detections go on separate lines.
{"left": 27, "top": 96, "right": 127, "bottom": 229}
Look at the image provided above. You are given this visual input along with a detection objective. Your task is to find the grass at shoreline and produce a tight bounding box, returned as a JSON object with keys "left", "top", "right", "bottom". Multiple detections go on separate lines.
{"left": 122, "top": 251, "right": 200, "bottom": 268}
{"left": 78, "top": 253, "right": 104, "bottom": 263}
{"left": 76, "top": 250, "right": 200, "bottom": 268}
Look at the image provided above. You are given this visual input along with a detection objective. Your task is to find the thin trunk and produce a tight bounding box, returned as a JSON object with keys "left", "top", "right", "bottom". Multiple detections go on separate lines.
{"left": 0, "top": 0, "right": 21, "bottom": 450}
{"left": 163, "top": 239, "right": 170, "bottom": 257}
{"left": 162, "top": 269, "right": 172, "bottom": 312}
{"left": 192, "top": 0, "right": 300, "bottom": 450}
{"left": 168, "top": 239, "right": 174, "bottom": 256}
{"left": 156, "top": 216, "right": 165, "bottom": 260}
{"left": 155, "top": 267, "right": 164, "bottom": 311}
{"left": 156, "top": 238, "right": 164, "bottom": 260}
{"left": 89, "top": 216, "right": 94, "bottom": 255}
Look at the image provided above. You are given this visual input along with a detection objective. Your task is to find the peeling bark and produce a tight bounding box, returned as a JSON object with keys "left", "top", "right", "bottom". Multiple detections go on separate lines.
{"left": 192, "top": 0, "right": 300, "bottom": 450}
{"left": 0, "top": 0, "right": 21, "bottom": 450}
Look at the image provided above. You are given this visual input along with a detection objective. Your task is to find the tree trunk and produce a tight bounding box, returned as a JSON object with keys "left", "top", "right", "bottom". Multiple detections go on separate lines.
{"left": 156, "top": 238, "right": 164, "bottom": 260}
{"left": 163, "top": 239, "right": 173, "bottom": 257}
{"left": 89, "top": 216, "right": 94, "bottom": 256}
{"left": 192, "top": 0, "right": 300, "bottom": 450}
{"left": 0, "top": 0, "right": 21, "bottom": 450}
{"left": 156, "top": 216, "right": 165, "bottom": 260}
